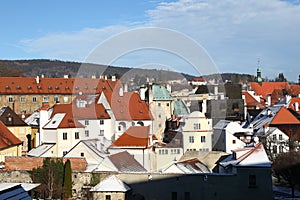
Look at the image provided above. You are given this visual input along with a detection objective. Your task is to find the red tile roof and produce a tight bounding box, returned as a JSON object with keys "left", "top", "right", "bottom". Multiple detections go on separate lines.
{"left": 270, "top": 106, "right": 300, "bottom": 125}
{"left": 109, "top": 126, "right": 151, "bottom": 148}
{"left": 43, "top": 113, "right": 85, "bottom": 129}
{"left": 288, "top": 97, "right": 300, "bottom": 114}
{"left": 110, "top": 92, "right": 153, "bottom": 121}
{"left": 242, "top": 91, "right": 264, "bottom": 109}
{"left": 50, "top": 103, "right": 110, "bottom": 119}
{"left": 0, "top": 77, "right": 112, "bottom": 95}
{"left": 250, "top": 82, "right": 290, "bottom": 98}
{"left": 0, "top": 121, "right": 22, "bottom": 150}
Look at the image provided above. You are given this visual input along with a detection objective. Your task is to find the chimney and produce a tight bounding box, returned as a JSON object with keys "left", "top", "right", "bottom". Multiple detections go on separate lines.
{"left": 105, "top": 75, "right": 108, "bottom": 80}
{"left": 295, "top": 102, "right": 299, "bottom": 112}
{"left": 91, "top": 75, "right": 96, "bottom": 79}
{"left": 139, "top": 86, "right": 147, "bottom": 100}
{"left": 64, "top": 74, "right": 69, "bottom": 78}
{"left": 124, "top": 83, "right": 128, "bottom": 92}
{"left": 111, "top": 75, "right": 116, "bottom": 82}
{"left": 41, "top": 74, "right": 45, "bottom": 78}
{"left": 36, "top": 76, "right": 40, "bottom": 84}
{"left": 119, "top": 87, "right": 124, "bottom": 97}
{"left": 267, "top": 94, "right": 271, "bottom": 106}
{"left": 214, "top": 85, "right": 218, "bottom": 95}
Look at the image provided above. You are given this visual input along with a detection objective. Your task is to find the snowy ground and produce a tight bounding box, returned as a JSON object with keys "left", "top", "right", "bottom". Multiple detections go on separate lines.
{"left": 273, "top": 185, "right": 300, "bottom": 199}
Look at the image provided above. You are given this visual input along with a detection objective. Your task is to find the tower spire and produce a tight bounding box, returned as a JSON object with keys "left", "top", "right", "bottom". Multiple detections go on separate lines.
{"left": 256, "top": 58, "right": 262, "bottom": 85}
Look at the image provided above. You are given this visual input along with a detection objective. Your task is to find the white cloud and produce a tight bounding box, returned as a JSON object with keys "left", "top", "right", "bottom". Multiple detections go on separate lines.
{"left": 20, "top": 0, "right": 300, "bottom": 81}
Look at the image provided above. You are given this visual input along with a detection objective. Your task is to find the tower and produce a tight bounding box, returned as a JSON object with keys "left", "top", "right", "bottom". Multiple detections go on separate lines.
{"left": 256, "top": 59, "right": 262, "bottom": 85}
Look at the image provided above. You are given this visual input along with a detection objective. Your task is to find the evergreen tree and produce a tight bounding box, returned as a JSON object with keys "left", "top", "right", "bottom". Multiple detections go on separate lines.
{"left": 63, "top": 159, "right": 72, "bottom": 199}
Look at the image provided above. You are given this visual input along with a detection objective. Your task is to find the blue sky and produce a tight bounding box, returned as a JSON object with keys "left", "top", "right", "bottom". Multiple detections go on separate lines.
{"left": 1, "top": 0, "right": 300, "bottom": 81}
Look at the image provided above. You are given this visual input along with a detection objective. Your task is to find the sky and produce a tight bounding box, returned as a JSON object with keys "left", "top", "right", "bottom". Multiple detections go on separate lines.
{"left": 1, "top": 0, "right": 300, "bottom": 81}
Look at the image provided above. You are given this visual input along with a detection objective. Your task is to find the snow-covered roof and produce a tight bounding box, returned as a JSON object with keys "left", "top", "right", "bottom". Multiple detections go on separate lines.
{"left": 27, "top": 143, "right": 55, "bottom": 157}
{"left": 43, "top": 113, "right": 66, "bottom": 129}
{"left": 90, "top": 175, "right": 131, "bottom": 192}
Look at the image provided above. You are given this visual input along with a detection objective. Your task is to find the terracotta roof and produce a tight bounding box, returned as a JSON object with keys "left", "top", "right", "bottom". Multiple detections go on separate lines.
{"left": 250, "top": 82, "right": 290, "bottom": 98}
{"left": 291, "top": 84, "right": 300, "bottom": 94}
{"left": 110, "top": 92, "right": 153, "bottom": 121}
{"left": 109, "top": 126, "right": 151, "bottom": 148}
{"left": 50, "top": 103, "right": 110, "bottom": 119}
{"left": 0, "top": 121, "right": 22, "bottom": 150}
{"left": 0, "top": 106, "right": 28, "bottom": 126}
{"left": 0, "top": 77, "right": 112, "bottom": 94}
{"left": 270, "top": 106, "right": 300, "bottom": 125}
{"left": 43, "top": 113, "right": 85, "bottom": 129}
{"left": 242, "top": 91, "right": 264, "bottom": 109}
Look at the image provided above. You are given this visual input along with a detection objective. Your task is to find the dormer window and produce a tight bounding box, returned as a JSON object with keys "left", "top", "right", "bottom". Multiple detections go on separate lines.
{"left": 48, "top": 86, "right": 52, "bottom": 90}
{"left": 5, "top": 86, "right": 10, "bottom": 89}
{"left": 38, "top": 86, "right": 42, "bottom": 90}
{"left": 93, "top": 86, "right": 98, "bottom": 90}
{"left": 65, "top": 86, "right": 70, "bottom": 90}
{"left": 17, "top": 86, "right": 21, "bottom": 90}
{"left": 75, "top": 86, "right": 79, "bottom": 90}
{"left": 84, "top": 86, "right": 88, "bottom": 90}
{"left": 55, "top": 86, "right": 59, "bottom": 90}
{"left": 28, "top": 86, "right": 32, "bottom": 89}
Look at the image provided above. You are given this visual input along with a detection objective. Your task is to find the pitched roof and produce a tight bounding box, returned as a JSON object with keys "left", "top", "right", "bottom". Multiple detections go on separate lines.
{"left": 288, "top": 97, "right": 300, "bottom": 114}
{"left": 270, "top": 106, "right": 300, "bottom": 125}
{"left": 0, "top": 121, "right": 22, "bottom": 150}
{"left": 50, "top": 103, "right": 110, "bottom": 119}
{"left": 250, "top": 82, "right": 290, "bottom": 98}
{"left": 219, "top": 143, "right": 271, "bottom": 167}
{"left": 90, "top": 175, "right": 131, "bottom": 192}
{"left": 152, "top": 85, "right": 174, "bottom": 101}
{"left": 108, "top": 151, "right": 147, "bottom": 173}
{"left": 175, "top": 158, "right": 210, "bottom": 173}
{"left": 43, "top": 113, "right": 85, "bottom": 129}
{"left": 109, "top": 126, "right": 151, "bottom": 148}
{"left": 0, "top": 106, "right": 27, "bottom": 126}
{"left": 242, "top": 91, "right": 264, "bottom": 109}
{"left": 110, "top": 92, "right": 153, "bottom": 121}
{"left": 0, "top": 77, "right": 112, "bottom": 95}
{"left": 27, "top": 143, "right": 55, "bottom": 157}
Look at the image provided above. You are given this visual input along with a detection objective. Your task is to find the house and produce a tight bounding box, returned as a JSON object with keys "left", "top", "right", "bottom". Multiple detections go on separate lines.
{"left": 288, "top": 97, "right": 300, "bottom": 114}
{"left": 212, "top": 120, "right": 247, "bottom": 153}
{"left": 0, "top": 121, "right": 22, "bottom": 162}
{"left": 181, "top": 111, "right": 212, "bottom": 153}
{"left": 0, "top": 76, "right": 115, "bottom": 114}
{"left": 0, "top": 106, "right": 31, "bottom": 154}
{"left": 90, "top": 175, "right": 131, "bottom": 200}
{"left": 108, "top": 126, "right": 154, "bottom": 171}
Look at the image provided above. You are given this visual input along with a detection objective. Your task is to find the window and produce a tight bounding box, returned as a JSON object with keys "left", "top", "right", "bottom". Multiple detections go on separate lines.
{"left": 85, "top": 120, "right": 89, "bottom": 126}
{"left": 189, "top": 136, "right": 194, "bottom": 143}
{"left": 32, "top": 97, "right": 37, "bottom": 102}
{"left": 105, "top": 195, "right": 111, "bottom": 200}
{"left": 232, "top": 140, "right": 236, "bottom": 144}
{"left": 8, "top": 97, "right": 14, "bottom": 103}
{"left": 158, "top": 102, "right": 161, "bottom": 107}
{"left": 85, "top": 130, "right": 89, "bottom": 137}
{"left": 279, "top": 146, "right": 284, "bottom": 153}
{"left": 172, "top": 192, "right": 177, "bottom": 200}
{"left": 63, "top": 132, "right": 67, "bottom": 140}
{"left": 272, "top": 134, "right": 277, "bottom": 141}
{"left": 167, "top": 103, "right": 170, "bottom": 107}
{"left": 99, "top": 130, "right": 104, "bottom": 136}
{"left": 273, "top": 145, "right": 277, "bottom": 154}
{"left": 118, "top": 125, "right": 122, "bottom": 131}
{"left": 249, "top": 174, "right": 256, "bottom": 188}
{"left": 75, "top": 132, "right": 79, "bottom": 139}
{"left": 193, "top": 123, "right": 201, "bottom": 130}
{"left": 100, "top": 119, "right": 104, "bottom": 125}
{"left": 54, "top": 97, "right": 59, "bottom": 103}
{"left": 43, "top": 96, "right": 49, "bottom": 102}
{"left": 63, "top": 96, "right": 68, "bottom": 103}
{"left": 201, "top": 136, "right": 206, "bottom": 143}
{"left": 279, "top": 134, "right": 283, "bottom": 140}
{"left": 20, "top": 97, "right": 26, "bottom": 103}
{"left": 80, "top": 152, "right": 84, "bottom": 157}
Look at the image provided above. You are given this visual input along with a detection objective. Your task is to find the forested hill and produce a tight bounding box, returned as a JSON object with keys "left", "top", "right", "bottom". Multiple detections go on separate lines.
{"left": 0, "top": 59, "right": 255, "bottom": 83}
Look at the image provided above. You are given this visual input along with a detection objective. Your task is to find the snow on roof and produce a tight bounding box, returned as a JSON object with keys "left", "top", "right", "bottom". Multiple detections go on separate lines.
{"left": 43, "top": 113, "right": 66, "bottom": 129}
{"left": 0, "top": 183, "right": 40, "bottom": 192}
{"left": 27, "top": 143, "right": 55, "bottom": 157}
{"left": 90, "top": 175, "right": 131, "bottom": 192}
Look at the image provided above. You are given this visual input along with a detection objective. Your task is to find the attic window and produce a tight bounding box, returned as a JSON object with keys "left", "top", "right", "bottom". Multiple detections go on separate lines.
{"left": 65, "top": 86, "right": 70, "bottom": 90}
{"left": 120, "top": 110, "right": 124, "bottom": 113}
{"left": 139, "top": 110, "right": 143, "bottom": 113}
{"left": 48, "top": 86, "right": 52, "bottom": 90}
{"left": 52, "top": 120, "right": 56, "bottom": 124}
{"left": 84, "top": 86, "right": 88, "bottom": 90}
{"left": 5, "top": 86, "right": 10, "bottom": 89}
{"left": 38, "top": 86, "right": 42, "bottom": 90}
{"left": 117, "top": 99, "right": 121, "bottom": 103}
{"left": 93, "top": 86, "right": 98, "bottom": 90}
{"left": 55, "top": 86, "right": 59, "bottom": 90}
{"left": 28, "top": 86, "right": 32, "bottom": 89}
{"left": 75, "top": 86, "right": 79, "bottom": 90}
{"left": 102, "top": 86, "right": 106, "bottom": 90}
{"left": 17, "top": 86, "right": 21, "bottom": 90}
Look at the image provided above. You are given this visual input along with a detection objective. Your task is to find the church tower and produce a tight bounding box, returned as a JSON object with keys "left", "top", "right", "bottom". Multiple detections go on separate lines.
{"left": 256, "top": 59, "right": 262, "bottom": 85}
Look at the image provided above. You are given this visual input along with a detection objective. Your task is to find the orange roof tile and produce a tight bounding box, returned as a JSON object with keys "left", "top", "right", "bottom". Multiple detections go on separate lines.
{"left": 291, "top": 84, "right": 300, "bottom": 95}
{"left": 110, "top": 92, "right": 153, "bottom": 121}
{"left": 242, "top": 91, "right": 264, "bottom": 109}
{"left": 250, "top": 82, "right": 290, "bottom": 98}
{"left": 0, "top": 121, "right": 22, "bottom": 150}
{"left": 110, "top": 126, "right": 150, "bottom": 148}
{"left": 50, "top": 103, "right": 110, "bottom": 119}
{"left": 270, "top": 107, "right": 300, "bottom": 125}
{"left": 0, "top": 77, "right": 112, "bottom": 95}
